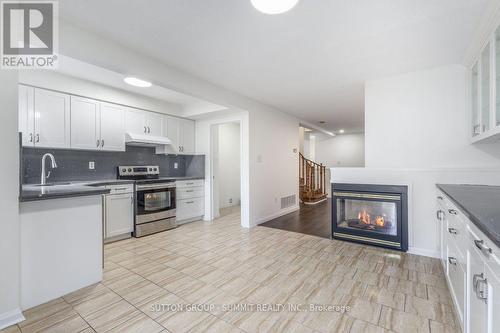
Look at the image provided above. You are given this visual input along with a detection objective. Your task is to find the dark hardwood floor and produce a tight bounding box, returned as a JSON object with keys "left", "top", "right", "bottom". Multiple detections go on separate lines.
{"left": 261, "top": 199, "right": 331, "bottom": 239}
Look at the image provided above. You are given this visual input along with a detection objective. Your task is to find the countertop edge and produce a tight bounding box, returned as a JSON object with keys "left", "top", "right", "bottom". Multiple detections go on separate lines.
{"left": 20, "top": 188, "right": 110, "bottom": 202}
{"left": 436, "top": 184, "right": 500, "bottom": 249}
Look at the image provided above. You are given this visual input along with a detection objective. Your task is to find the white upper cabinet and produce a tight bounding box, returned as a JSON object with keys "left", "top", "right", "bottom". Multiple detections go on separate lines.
{"left": 470, "top": 23, "right": 500, "bottom": 142}
{"left": 147, "top": 112, "right": 163, "bottom": 136}
{"left": 100, "top": 103, "right": 125, "bottom": 151}
{"left": 34, "top": 88, "right": 71, "bottom": 148}
{"left": 165, "top": 116, "right": 180, "bottom": 153}
{"left": 125, "top": 108, "right": 163, "bottom": 136}
{"left": 180, "top": 119, "right": 195, "bottom": 154}
{"left": 160, "top": 116, "right": 195, "bottom": 154}
{"left": 71, "top": 96, "right": 100, "bottom": 150}
{"left": 19, "top": 85, "right": 35, "bottom": 146}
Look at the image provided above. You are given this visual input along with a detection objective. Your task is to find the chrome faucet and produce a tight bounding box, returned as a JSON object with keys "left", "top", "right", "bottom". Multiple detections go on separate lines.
{"left": 41, "top": 153, "right": 57, "bottom": 185}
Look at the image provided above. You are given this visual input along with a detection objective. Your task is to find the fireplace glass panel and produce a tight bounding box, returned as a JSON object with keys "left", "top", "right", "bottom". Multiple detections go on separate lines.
{"left": 336, "top": 198, "right": 397, "bottom": 236}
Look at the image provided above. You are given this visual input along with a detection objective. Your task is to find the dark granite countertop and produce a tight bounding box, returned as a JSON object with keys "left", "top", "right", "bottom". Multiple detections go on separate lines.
{"left": 20, "top": 177, "right": 205, "bottom": 202}
{"left": 437, "top": 184, "right": 500, "bottom": 249}
{"left": 20, "top": 184, "right": 110, "bottom": 202}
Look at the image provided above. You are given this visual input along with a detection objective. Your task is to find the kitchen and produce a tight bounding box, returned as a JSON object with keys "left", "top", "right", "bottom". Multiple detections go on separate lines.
{"left": 16, "top": 63, "right": 215, "bottom": 311}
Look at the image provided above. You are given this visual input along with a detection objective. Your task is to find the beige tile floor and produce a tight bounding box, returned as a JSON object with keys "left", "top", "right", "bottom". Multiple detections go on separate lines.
{"left": 1, "top": 207, "right": 460, "bottom": 333}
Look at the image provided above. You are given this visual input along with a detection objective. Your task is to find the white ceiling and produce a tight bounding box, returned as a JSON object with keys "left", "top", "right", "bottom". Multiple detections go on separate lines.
{"left": 60, "top": 0, "right": 490, "bottom": 132}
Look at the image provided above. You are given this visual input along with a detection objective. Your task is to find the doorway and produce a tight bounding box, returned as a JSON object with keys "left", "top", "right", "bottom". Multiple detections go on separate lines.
{"left": 210, "top": 122, "right": 242, "bottom": 219}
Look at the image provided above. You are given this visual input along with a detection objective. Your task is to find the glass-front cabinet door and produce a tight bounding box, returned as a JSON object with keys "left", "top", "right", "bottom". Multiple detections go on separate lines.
{"left": 496, "top": 27, "right": 500, "bottom": 126}
{"left": 472, "top": 62, "right": 480, "bottom": 136}
{"left": 481, "top": 42, "right": 491, "bottom": 133}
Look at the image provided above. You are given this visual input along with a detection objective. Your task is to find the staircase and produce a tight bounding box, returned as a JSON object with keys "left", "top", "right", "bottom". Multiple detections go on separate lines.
{"left": 299, "top": 153, "right": 327, "bottom": 204}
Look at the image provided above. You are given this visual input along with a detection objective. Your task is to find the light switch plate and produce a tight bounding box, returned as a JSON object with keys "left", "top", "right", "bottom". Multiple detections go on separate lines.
{"left": 89, "top": 161, "right": 95, "bottom": 170}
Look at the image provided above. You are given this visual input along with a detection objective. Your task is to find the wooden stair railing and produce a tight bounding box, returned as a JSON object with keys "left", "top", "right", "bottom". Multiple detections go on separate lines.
{"left": 299, "top": 153, "right": 327, "bottom": 203}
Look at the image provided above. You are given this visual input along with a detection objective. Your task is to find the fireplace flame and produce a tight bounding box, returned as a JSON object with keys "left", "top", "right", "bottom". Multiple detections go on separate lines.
{"left": 358, "top": 210, "right": 371, "bottom": 224}
{"left": 358, "top": 210, "right": 385, "bottom": 227}
{"left": 375, "top": 216, "right": 385, "bottom": 227}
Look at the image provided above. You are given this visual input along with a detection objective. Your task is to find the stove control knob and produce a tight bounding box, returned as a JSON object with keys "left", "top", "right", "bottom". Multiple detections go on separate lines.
{"left": 149, "top": 168, "right": 153, "bottom": 171}
{"left": 121, "top": 168, "right": 126, "bottom": 172}
{"left": 128, "top": 168, "right": 132, "bottom": 172}
{"left": 154, "top": 168, "right": 158, "bottom": 171}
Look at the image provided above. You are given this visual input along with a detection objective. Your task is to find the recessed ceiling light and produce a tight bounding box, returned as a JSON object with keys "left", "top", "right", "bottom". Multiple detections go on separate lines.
{"left": 339, "top": 129, "right": 345, "bottom": 134}
{"left": 251, "top": 0, "right": 299, "bottom": 14}
{"left": 124, "top": 77, "right": 152, "bottom": 88}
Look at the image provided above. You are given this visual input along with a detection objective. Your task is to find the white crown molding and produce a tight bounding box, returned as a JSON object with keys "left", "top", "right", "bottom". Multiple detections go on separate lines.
{"left": 464, "top": 0, "right": 500, "bottom": 67}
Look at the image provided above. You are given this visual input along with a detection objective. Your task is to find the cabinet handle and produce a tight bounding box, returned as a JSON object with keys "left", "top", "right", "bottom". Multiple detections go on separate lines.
{"left": 437, "top": 196, "right": 444, "bottom": 200}
{"left": 96, "top": 140, "right": 100, "bottom": 147}
{"left": 36, "top": 134, "right": 40, "bottom": 142}
{"left": 185, "top": 190, "right": 194, "bottom": 193}
{"left": 144, "top": 126, "right": 147, "bottom": 133}
{"left": 474, "top": 239, "right": 492, "bottom": 255}
{"left": 148, "top": 126, "right": 151, "bottom": 133}
{"left": 448, "top": 227, "right": 458, "bottom": 235}
{"left": 101, "top": 140, "right": 104, "bottom": 147}
{"left": 448, "top": 209, "right": 457, "bottom": 215}
{"left": 447, "top": 257, "right": 457, "bottom": 266}
{"left": 436, "top": 210, "right": 444, "bottom": 220}
{"left": 29, "top": 133, "right": 33, "bottom": 142}
{"left": 473, "top": 273, "right": 488, "bottom": 301}
{"left": 186, "top": 201, "right": 194, "bottom": 204}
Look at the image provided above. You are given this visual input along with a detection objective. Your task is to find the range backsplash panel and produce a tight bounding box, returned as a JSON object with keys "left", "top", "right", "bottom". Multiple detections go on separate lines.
{"left": 22, "top": 146, "right": 205, "bottom": 184}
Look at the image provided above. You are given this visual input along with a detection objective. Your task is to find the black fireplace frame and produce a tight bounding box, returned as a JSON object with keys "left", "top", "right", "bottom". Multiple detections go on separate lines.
{"left": 331, "top": 183, "right": 408, "bottom": 251}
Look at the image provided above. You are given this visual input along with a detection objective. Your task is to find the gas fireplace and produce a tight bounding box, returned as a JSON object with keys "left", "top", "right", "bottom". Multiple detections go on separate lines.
{"left": 332, "top": 183, "right": 408, "bottom": 251}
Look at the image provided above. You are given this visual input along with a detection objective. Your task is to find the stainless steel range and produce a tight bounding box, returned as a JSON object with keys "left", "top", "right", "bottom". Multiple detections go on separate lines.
{"left": 118, "top": 166, "right": 177, "bottom": 237}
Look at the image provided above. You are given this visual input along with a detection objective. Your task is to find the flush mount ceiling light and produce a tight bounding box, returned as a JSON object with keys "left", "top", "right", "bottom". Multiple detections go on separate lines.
{"left": 124, "top": 77, "right": 152, "bottom": 88}
{"left": 251, "top": 0, "right": 299, "bottom": 14}
{"left": 339, "top": 129, "right": 345, "bottom": 134}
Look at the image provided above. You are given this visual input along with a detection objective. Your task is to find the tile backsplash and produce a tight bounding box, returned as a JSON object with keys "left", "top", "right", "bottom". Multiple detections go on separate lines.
{"left": 22, "top": 146, "right": 205, "bottom": 184}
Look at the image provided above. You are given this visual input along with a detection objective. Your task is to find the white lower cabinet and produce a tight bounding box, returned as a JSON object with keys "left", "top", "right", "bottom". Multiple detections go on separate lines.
{"left": 176, "top": 179, "right": 204, "bottom": 223}
{"left": 437, "top": 189, "right": 500, "bottom": 333}
{"left": 104, "top": 185, "right": 134, "bottom": 241}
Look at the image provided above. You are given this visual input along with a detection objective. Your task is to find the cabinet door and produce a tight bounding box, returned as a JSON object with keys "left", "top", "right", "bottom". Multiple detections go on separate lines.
{"left": 125, "top": 108, "right": 147, "bottom": 135}
{"left": 70, "top": 96, "right": 100, "bottom": 150}
{"left": 166, "top": 116, "right": 180, "bottom": 153}
{"left": 467, "top": 246, "right": 487, "bottom": 333}
{"left": 176, "top": 197, "right": 204, "bottom": 221}
{"left": 105, "top": 194, "right": 134, "bottom": 239}
{"left": 180, "top": 119, "right": 195, "bottom": 154}
{"left": 480, "top": 42, "right": 492, "bottom": 133}
{"left": 34, "top": 88, "right": 70, "bottom": 148}
{"left": 100, "top": 102, "right": 125, "bottom": 151}
{"left": 18, "top": 85, "right": 35, "bottom": 146}
{"left": 146, "top": 112, "right": 163, "bottom": 136}
{"left": 486, "top": 263, "right": 500, "bottom": 333}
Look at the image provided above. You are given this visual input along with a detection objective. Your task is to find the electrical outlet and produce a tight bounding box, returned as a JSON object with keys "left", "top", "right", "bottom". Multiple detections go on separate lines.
{"left": 174, "top": 162, "right": 178, "bottom": 169}
{"left": 89, "top": 161, "right": 95, "bottom": 170}
{"left": 229, "top": 198, "right": 233, "bottom": 204}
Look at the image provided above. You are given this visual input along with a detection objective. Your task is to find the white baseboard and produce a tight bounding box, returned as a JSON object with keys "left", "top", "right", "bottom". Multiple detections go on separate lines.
{"left": 408, "top": 246, "right": 440, "bottom": 258}
{"left": 255, "top": 205, "right": 300, "bottom": 226}
{"left": 0, "top": 308, "right": 24, "bottom": 330}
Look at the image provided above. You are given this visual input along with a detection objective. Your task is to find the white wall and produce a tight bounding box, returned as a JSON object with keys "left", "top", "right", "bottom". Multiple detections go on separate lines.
{"left": 218, "top": 123, "right": 241, "bottom": 208}
{"left": 19, "top": 70, "right": 182, "bottom": 116}
{"left": 315, "top": 133, "right": 365, "bottom": 168}
{"left": 249, "top": 109, "right": 300, "bottom": 225}
{"left": 0, "top": 72, "right": 23, "bottom": 329}
{"left": 365, "top": 64, "right": 500, "bottom": 168}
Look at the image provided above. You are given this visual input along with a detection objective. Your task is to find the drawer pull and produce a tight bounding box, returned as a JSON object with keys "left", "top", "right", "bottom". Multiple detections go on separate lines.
{"left": 185, "top": 190, "right": 194, "bottom": 193}
{"left": 114, "top": 187, "right": 129, "bottom": 191}
{"left": 448, "top": 227, "right": 458, "bottom": 235}
{"left": 474, "top": 239, "right": 492, "bottom": 255}
{"left": 448, "top": 209, "right": 458, "bottom": 215}
{"left": 436, "top": 210, "right": 444, "bottom": 220}
{"left": 437, "top": 196, "right": 444, "bottom": 200}
{"left": 186, "top": 201, "right": 194, "bottom": 204}
{"left": 447, "top": 257, "right": 457, "bottom": 265}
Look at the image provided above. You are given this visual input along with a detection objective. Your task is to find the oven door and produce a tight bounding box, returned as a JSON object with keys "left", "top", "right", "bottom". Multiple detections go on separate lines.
{"left": 136, "top": 184, "right": 176, "bottom": 224}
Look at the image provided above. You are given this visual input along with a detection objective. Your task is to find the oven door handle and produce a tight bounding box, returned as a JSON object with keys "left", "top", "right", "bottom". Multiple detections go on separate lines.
{"left": 137, "top": 184, "right": 175, "bottom": 191}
